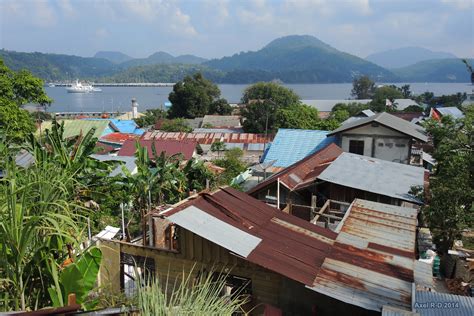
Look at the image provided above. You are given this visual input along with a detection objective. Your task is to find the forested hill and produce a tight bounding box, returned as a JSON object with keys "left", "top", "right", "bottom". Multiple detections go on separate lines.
{"left": 0, "top": 49, "right": 119, "bottom": 81}
{"left": 1, "top": 36, "right": 472, "bottom": 83}
{"left": 392, "top": 58, "right": 474, "bottom": 83}
{"left": 204, "top": 35, "right": 398, "bottom": 83}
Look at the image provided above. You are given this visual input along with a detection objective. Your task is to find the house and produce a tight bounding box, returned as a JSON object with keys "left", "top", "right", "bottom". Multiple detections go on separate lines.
{"left": 98, "top": 188, "right": 432, "bottom": 315}
{"left": 118, "top": 139, "right": 197, "bottom": 160}
{"left": 141, "top": 131, "right": 273, "bottom": 163}
{"left": 429, "top": 106, "right": 465, "bottom": 120}
{"left": 98, "top": 133, "right": 140, "bottom": 148}
{"left": 261, "top": 129, "right": 335, "bottom": 172}
{"left": 391, "top": 112, "right": 425, "bottom": 123}
{"left": 328, "top": 112, "right": 428, "bottom": 164}
{"left": 249, "top": 146, "right": 425, "bottom": 222}
{"left": 341, "top": 109, "right": 376, "bottom": 125}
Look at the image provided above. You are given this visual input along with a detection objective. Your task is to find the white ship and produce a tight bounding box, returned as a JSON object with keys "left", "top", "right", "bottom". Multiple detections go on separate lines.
{"left": 66, "top": 80, "right": 102, "bottom": 93}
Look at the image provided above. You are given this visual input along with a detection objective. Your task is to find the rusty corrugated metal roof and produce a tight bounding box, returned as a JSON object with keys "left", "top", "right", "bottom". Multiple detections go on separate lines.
{"left": 310, "top": 199, "right": 419, "bottom": 312}
{"left": 100, "top": 132, "right": 139, "bottom": 145}
{"left": 141, "top": 131, "right": 273, "bottom": 144}
{"left": 247, "top": 143, "right": 343, "bottom": 194}
{"left": 161, "top": 187, "right": 336, "bottom": 286}
{"left": 118, "top": 139, "right": 197, "bottom": 160}
{"left": 160, "top": 192, "right": 422, "bottom": 313}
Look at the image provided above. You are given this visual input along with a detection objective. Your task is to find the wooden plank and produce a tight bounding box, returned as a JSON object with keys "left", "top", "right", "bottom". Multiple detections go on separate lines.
{"left": 311, "top": 200, "right": 330, "bottom": 223}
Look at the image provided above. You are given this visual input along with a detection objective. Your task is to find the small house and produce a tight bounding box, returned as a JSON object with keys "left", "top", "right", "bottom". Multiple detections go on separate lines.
{"left": 328, "top": 112, "right": 428, "bottom": 164}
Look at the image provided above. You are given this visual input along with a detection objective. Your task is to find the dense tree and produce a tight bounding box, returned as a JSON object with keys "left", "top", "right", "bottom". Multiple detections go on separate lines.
{"left": 134, "top": 108, "right": 166, "bottom": 127}
{"left": 0, "top": 59, "right": 52, "bottom": 143}
{"left": 275, "top": 104, "right": 320, "bottom": 130}
{"left": 209, "top": 98, "right": 233, "bottom": 115}
{"left": 351, "top": 75, "right": 375, "bottom": 99}
{"left": 210, "top": 141, "right": 226, "bottom": 157}
{"left": 160, "top": 118, "right": 192, "bottom": 132}
{"left": 422, "top": 109, "right": 473, "bottom": 255}
{"left": 168, "top": 73, "right": 226, "bottom": 118}
{"left": 241, "top": 82, "right": 300, "bottom": 133}
{"left": 214, "top": 148, "right": 248, "bottom": 184}
{"left": 331, "top": 102, "right": 369, "bottom": 117}
{"left": 369, "top": 86, "right": 404, "bottom": 112}
{"left": 403, "top": 105, "right": 425, "bottom": 113}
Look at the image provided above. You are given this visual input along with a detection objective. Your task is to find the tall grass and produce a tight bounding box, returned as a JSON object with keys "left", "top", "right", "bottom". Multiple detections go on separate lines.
{"left": 137, "top": 268, "right": 249, "bottom": 315}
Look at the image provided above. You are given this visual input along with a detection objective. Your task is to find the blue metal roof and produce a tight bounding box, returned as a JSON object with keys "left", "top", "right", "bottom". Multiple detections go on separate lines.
{"left": 84, "top": 118, "right": 144, "bottom": 135}
{"left": 262, "top": 129, "right": 335, "bottom": 168}
{"left": 435, "top": 107, "right": 464, "bottom": 119}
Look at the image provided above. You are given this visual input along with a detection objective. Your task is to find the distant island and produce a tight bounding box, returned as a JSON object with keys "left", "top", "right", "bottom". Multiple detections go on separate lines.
{"left": 1, "top": 35, "right": 472, "bottom": 83}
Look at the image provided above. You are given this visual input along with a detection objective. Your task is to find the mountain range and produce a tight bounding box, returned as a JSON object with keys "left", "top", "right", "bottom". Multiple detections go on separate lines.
{"left": 0, "top": 35, "right": 471, "bottom": 83}
{"left": 366, "top": 47, "right": 457, "bottom": 69}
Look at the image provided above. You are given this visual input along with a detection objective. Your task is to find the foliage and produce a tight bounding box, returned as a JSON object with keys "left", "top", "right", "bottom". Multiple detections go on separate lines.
{"left": 369, "top": 85, "right": 404, "bottom": 112}
{"left": 421, "top": 108, "right": 474, "bottom": 255}
{"left": 329, "top": 108, "right": 350, "bottom": 123}
{"left": 210, "top": 141, "right": 226, "bottom": 157}
{"left": 214, "top": 148, "right": 248, "bottom": 185}
{"left": 160, "top": 118, "right": 192, "bottom": 132}
{"left": 183, "top": 159, "right": 216, "bottom": 192}
{"left": 241, "top": 82, "right": 300, "bottom": 133}
{"left": 332, "top": 102, "right": 369, "bottom": 117}
{"left": 48, "top": 247, "right": 102, "bottom": 309}
{"left": 0, "top": 59, "right": 52, "bottom": 143}
{"left": 403, "top": 105, "right": 425, "bottom": 112}
{"left": 168, "top": 73, "right": 226, "bottom": 118}
{"left": 209, "top": 98, "right": 233, "bottom": 115}
{"left": 0, "top": 152, "right": 83, "bottom": 311}
{"left": 137, "top": 268, "right": 248, "bottom": 315}
{"left": 30, "top": 110, "right": 52, "bottom": 122}
{"left": 275, "top": 104, "right": 320, "bottom": 129}
{"left": 134, "top": 109, "right": 166, "bottom": 128}
{"left": 351, "top": 75, "right": 375, "bottom": 99}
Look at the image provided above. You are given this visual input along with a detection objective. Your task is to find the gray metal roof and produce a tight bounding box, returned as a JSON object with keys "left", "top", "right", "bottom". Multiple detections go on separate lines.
{"left": 15, "top": 150, "right": 34, "bottom": 168}
{"left": 328, "top": 112, "right": 428, "bottom": 142}
{"left": 90, "top": 154, "right": 137, "bottom": 177}
{"left": 166, "top": 205, "right": 262, "bottom": 257}
{"left": 201, "top": 115, "right": 241, "bottom": 127}
{"left": 414, "top": 291, "right": 474, "bottom": 316}
{"left": 435, "top": 107, "right": 465, "bottom": 119}
{"left": 317, "top": 152, "right": 425, "bottom": 203}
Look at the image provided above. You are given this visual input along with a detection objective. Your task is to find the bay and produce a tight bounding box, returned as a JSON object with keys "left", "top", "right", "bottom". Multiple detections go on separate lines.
{"left": 44, "top": 83, "right": 473, "bottom": 113}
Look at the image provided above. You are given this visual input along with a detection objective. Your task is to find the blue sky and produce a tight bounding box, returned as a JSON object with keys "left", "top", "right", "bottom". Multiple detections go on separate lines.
{"left": 0, "top": 0, "right": 472, "bottom": 59}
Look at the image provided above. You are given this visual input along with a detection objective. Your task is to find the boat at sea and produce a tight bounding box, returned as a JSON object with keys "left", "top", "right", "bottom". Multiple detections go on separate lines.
{"left": 66, "top": 80, "right": 102, "bottom": 93}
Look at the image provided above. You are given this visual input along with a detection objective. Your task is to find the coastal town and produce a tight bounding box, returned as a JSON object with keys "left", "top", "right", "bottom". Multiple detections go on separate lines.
{"left": 1, "top": 0, "right": 473, "bottom": 315}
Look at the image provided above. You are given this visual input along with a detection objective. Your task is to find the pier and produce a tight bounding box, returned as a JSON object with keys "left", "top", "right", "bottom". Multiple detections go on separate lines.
{"left": 49, "top": 82, "right": 176, "bottom": 87}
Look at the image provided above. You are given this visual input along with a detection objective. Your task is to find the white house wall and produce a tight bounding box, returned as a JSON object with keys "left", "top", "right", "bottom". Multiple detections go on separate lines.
{"left": 339, "top": 124, "right": 411, "bottom": 164}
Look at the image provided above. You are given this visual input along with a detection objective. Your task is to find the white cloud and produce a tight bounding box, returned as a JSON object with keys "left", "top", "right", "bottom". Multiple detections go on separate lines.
{"left": 441, "top": 0, "right": 473, "bottom": 10}
{"left": 95, "top": 27, "right": 109, "bottom": 38}
{"left": 33, "top": 0, "right": 57, "bottom": 27}
{"left": 58, "top": 0, "right": 76, "bottom": 17}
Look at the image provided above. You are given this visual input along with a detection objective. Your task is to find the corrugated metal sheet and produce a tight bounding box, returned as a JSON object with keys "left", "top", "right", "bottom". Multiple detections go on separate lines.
{"left": 435, "top": 107, "right": 464, "bottom": 119}
{"left": 160, "top": 187, "right": 337, "bottom": 286}
{"left": 262, "top": 129, "right": 336, "bottom": 168}
{"left": 161, "top": 191, "right": 423, "bottom": 313}
{"left": 414, "top": 261, "right": 434, "bottom": 289}
{"left": 15, "top": 150, "right": 34, "bottom": 168}
{"left": 201, "top": 115, "right": 241, "bottom": 128}
{"left": 91, "top": 154, "right": 137, "bottom": 176}
{"left": 109, "top": 119, "right": 144, "bottom": 135}
{"left": 142, "top": 131, "right": 272, "bottom": 144}
{"left": 310, "top": 199, "right": 419, "bottom": 312}
{"left": 382, "top": 305, "right": 420, "bottom": 316}
{"left": 414, "top": 291, "right": 474, "bottom": 316}
{"left": 99, "top": 132, "right": 139, "bottom": 145}
{"left": 317, "top": 153, "right": 425, "bottom": 203}
{"left": 167, "top": 205, "right": 262, "bottom": 257}
{"left": 328, "top": 112, "right": 428, "bottom": 142}
{"left": 194, "top": 127, "right": 243, "bottom": 133}
{"left": 118, "top": 139, "right": 196, "bottom": 160}
{"left": 248, "top": 143, "right": 343, "bottom": 194}
{"left": 38, "top": 120, "right": 110, "bottom": 139}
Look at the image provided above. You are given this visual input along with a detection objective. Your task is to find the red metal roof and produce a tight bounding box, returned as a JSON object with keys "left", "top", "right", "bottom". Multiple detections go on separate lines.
{"left": 141, "top": 131, "right": 273, "bottom": 144}
{"left": 100, "top": 132, "right": 139, "bottom": 145}
{"left": 248, "top": 143, "right": 343, "bottom": 194}
{"left": 95, "top": 142, "right": 116, "bottom": 155}
{"left": 118, "top": 139, "right": 197, "bottom": 160}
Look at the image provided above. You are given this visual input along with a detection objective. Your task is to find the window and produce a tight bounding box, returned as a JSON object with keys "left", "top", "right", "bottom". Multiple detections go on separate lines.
{"left": 349, "top": 140, "right": 364, "bottom": 155}
{"left": 395, "top": 143, "right": 406, "bottom": 148}
{"left": 120, "top": 253, "right": 155, "bottom": 297}
{"left": 378, "top": 143, "right": 384, "bottom": 147}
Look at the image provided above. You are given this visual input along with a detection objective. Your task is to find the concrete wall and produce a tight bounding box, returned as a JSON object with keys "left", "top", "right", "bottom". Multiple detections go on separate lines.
{"left": 338, "top": 124, "right": 411, "bottom": 164}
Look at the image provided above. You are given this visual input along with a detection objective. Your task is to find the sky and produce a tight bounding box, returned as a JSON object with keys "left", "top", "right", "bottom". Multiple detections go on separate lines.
{"left": 0, "top": 0, "right": 473, "bottom": 60}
